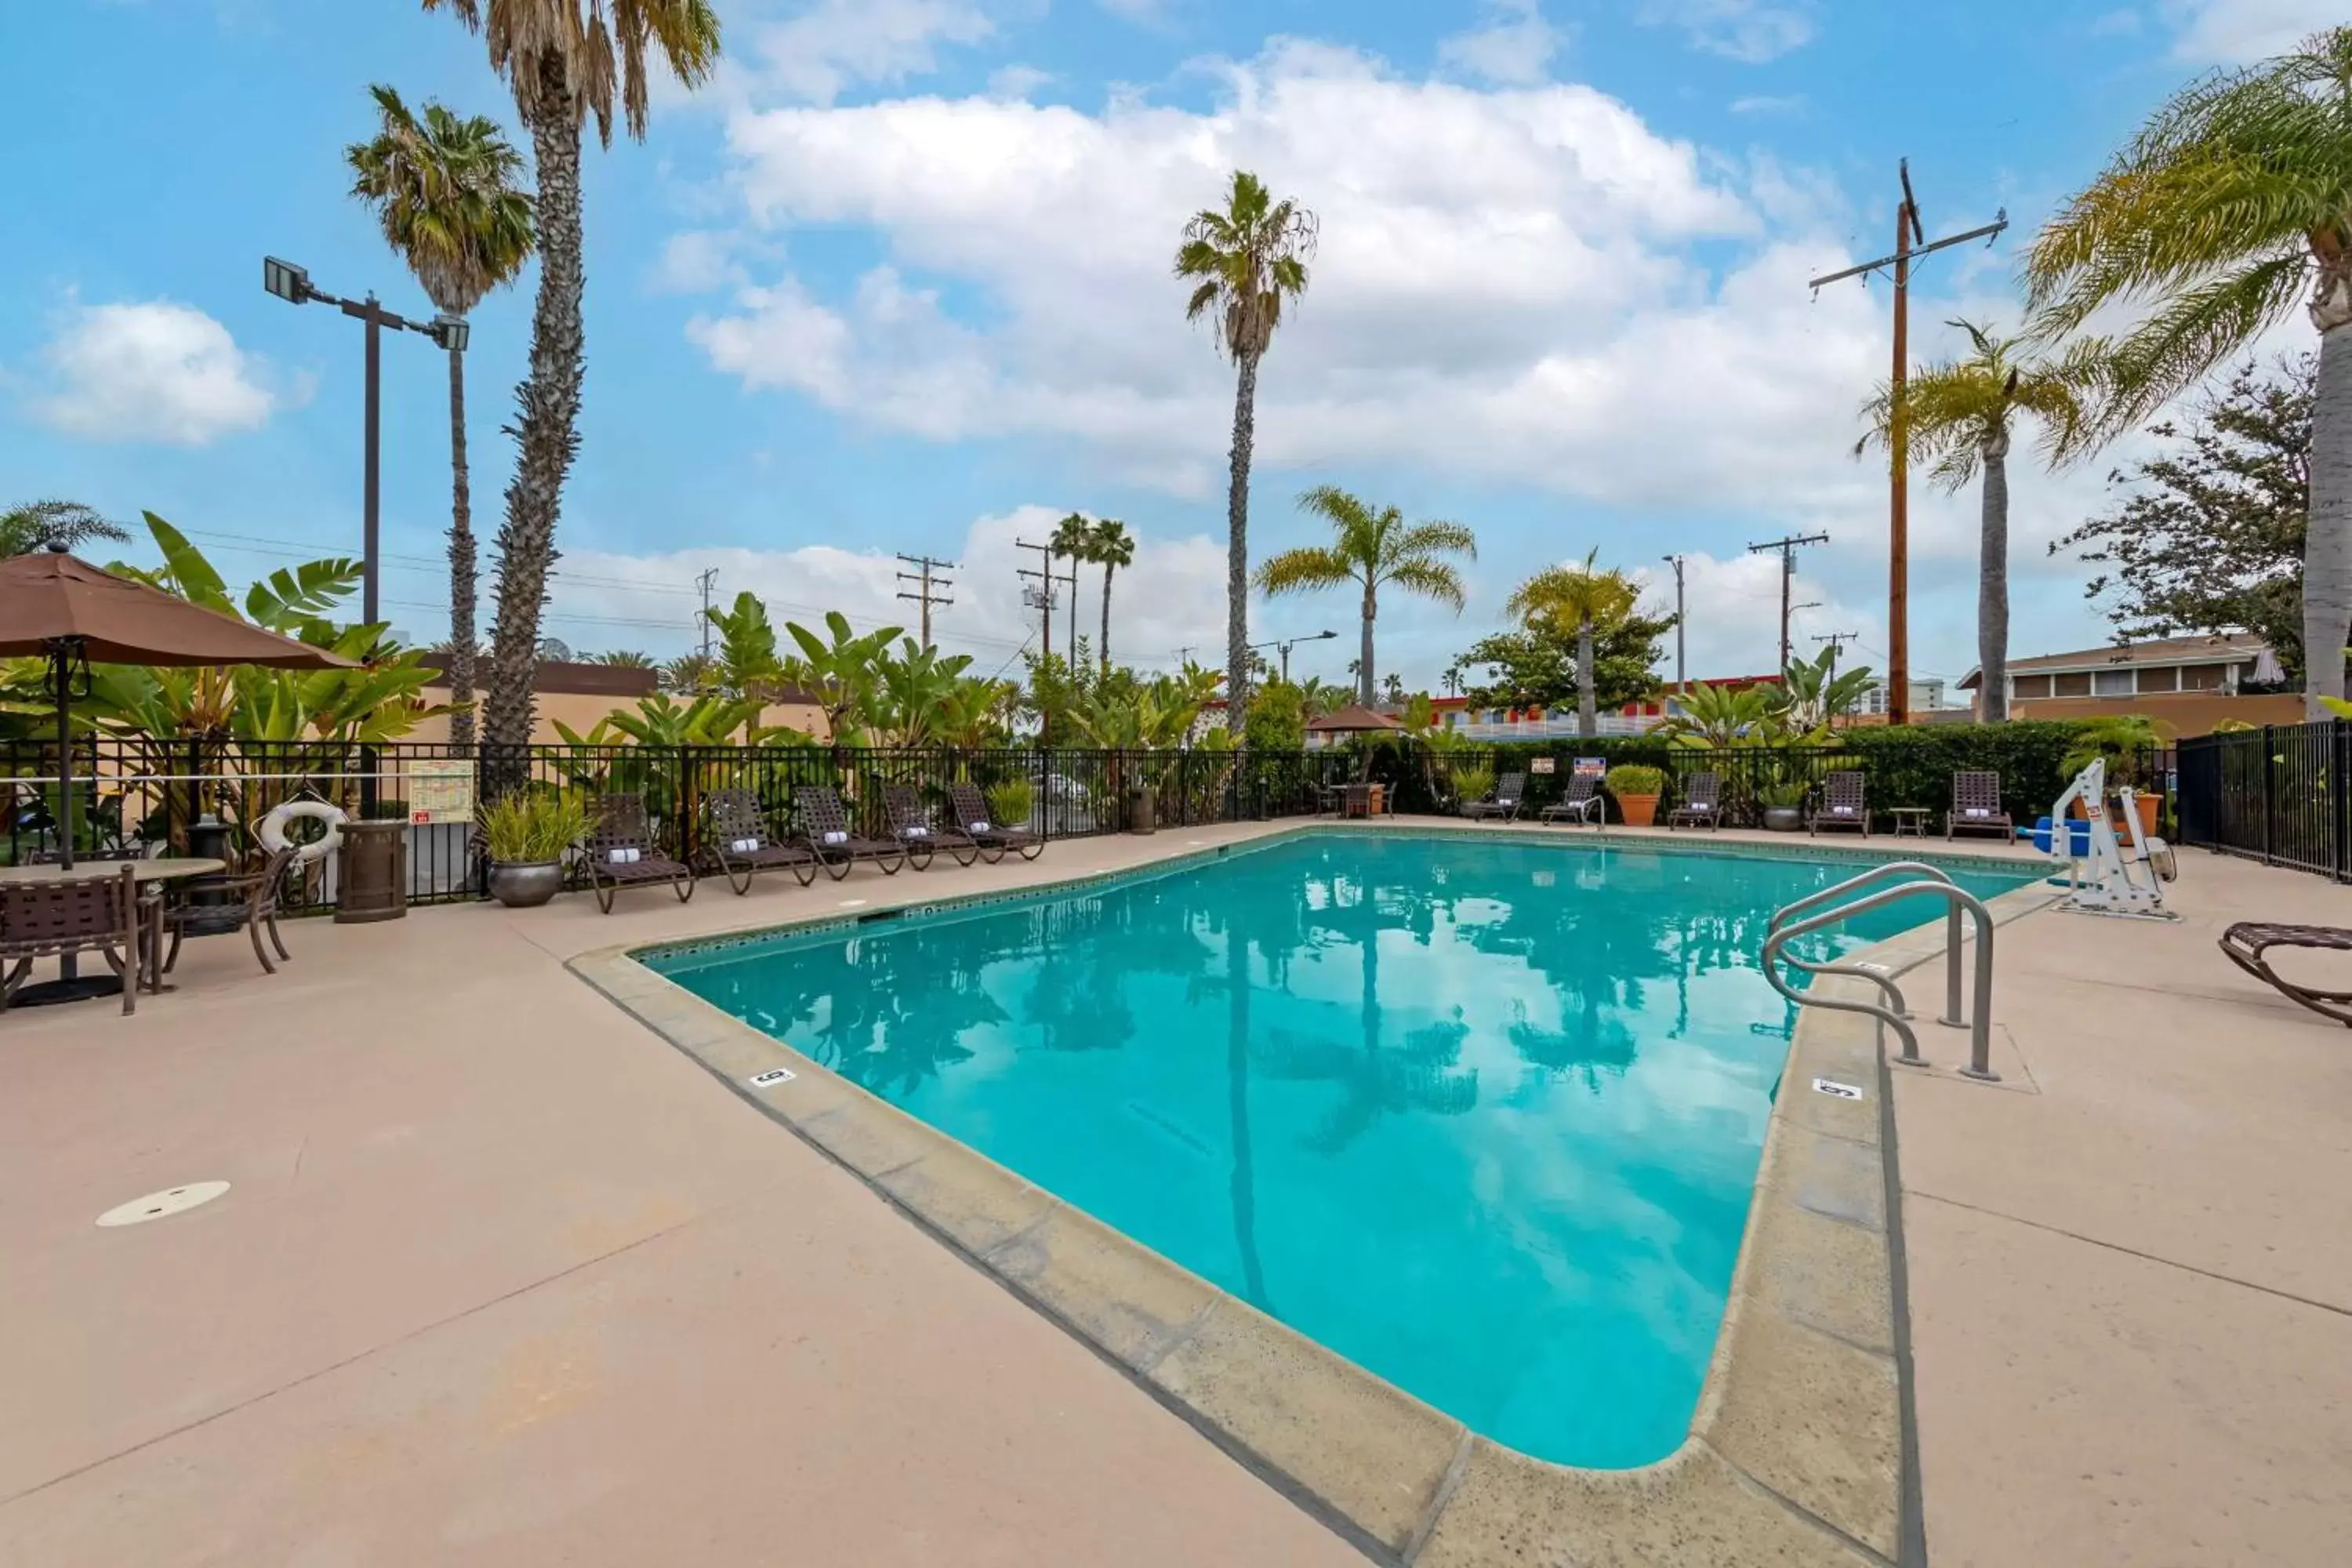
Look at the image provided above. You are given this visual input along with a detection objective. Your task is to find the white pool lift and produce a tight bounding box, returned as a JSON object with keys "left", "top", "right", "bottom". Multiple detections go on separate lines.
{"left": 2042, "top": 758, "right": 2180, "bottom": 921}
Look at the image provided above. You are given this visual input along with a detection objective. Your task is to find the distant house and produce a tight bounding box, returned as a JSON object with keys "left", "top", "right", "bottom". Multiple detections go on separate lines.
{"left": 405, "top": 656, "right": 829, "bottom": 745}
{"left": 1425, "top": 675, "right": 1784, "bottom": 739}
{"left": 1955, "top": 634, "right": 2300, "bottom": 735}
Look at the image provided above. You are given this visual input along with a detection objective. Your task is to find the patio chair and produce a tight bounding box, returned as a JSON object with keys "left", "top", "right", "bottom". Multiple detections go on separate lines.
{"left": 1666, "top": 771, "right": 1722, "bottom": 831}
{"left": 698, "top": 789, "right": 818, "bottom": 895}
{"left": 159, "top": 846, "right": 298, "bottom": 979}
{"left": 793, "top": 786, "right": 907, "bottom": 880}
{"left": 1947, "top": 771, "right": 2014, "bottom": 840}
{"left": 884, "top": 784, "right": 980, "bottom": 869}
{"left": 2219, "top": 924, "right": 2352, "bottom": 1028}
{"left": 1537, "top": 772, "right": 1602, "bottom": 826}
{"left": 1808, "top": 771, "right": 1869, "bottom": 837}
{"left": 1463, "top": 771, "right": 1527, "bottom": 822}
{"left": 948, "top": 782, "right": 1044, "bottom": 864}
{"left": 1, "top": 864, "right": 143, "bottom": 1015}
{"left": 584, "top": 793, "right": 696, "bottom": 914}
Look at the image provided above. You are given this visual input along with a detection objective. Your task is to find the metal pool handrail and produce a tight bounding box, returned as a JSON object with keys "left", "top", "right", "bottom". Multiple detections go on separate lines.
{"left": 1770, "top": 861, "right": 1965, "bottom": 1030}
{"left": 1763, "top": 880, "right": 2001, "bottom": 1080}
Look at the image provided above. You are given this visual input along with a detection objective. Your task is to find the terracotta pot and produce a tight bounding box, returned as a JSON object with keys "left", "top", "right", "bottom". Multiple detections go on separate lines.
{"left": 488, "top": 860, "right": 563, "bottom": 909}
{"left": 1616, "top": 792, "right": 1660, "bottom": 828}
{"left": 2112, "top": 792, "right": 2161, "bottom": 840}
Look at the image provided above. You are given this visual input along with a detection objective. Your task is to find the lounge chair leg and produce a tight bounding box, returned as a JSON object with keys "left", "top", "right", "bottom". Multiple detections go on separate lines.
{"left": 595, "top": 880, "right": 616, "bottom": 915}
{"left": 676, "top": 875, "right": 695, "bottom": 903}
{"left": 249, "top": 916, "right": 278, "bottom": 975}
{"left": 268, "top": 916, "right": 290, "bottom": 963}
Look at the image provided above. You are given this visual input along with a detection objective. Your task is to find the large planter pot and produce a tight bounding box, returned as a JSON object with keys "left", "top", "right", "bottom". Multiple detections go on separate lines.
{"left": 1762, "top": 806, "right": 1805, "bottom": 832}
{"left": 2114, "top": 791, "right": 2161, "bottom": 840}
{"left": 488, "top": 860, "right": 564, "bottom": 909}
{"left": 1617, "top": 792, "right": 1661, "bottom": 828}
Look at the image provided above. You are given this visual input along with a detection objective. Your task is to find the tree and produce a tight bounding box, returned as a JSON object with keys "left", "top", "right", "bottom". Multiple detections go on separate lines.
{"left": 1091, "top": 518, "right": 1134, "bottom": 676}
{"left": 585, "top": 648, "right": 654, "bottom": 667}
{"left": 1254, "top": 485, "right": 1474, "bottom": 707}
{"left": 1453, "top": 614, "right": 1670, "bottom": 716}
{"left": 1774, "top": 645, "right": 1876, "bottom": 730}
{"left": 0, "top": 499, "right": 129, "bottom": 557}
{"left": 423, "top": 0, "right": 722, "bottom": 747}
{"left": 1050, "top": 511, "right": 1094, "bottom": 662}
{"left": 1857, "top": 319, "right": 2099, "bottom": 720}
{"left": 2023, "top": 25, "right": 2352, "bottom": 716}
{"left": 1504, "top": 552, "right": 1646, "bottom": 736}
{"left": 1243, "top": 678, "right": 1307, "bottom": 750}
{"left": 1175, "top": 170, "right": 1317, "bottom": 733}
{"left": 348, "top": 82, "right": 534, "bottom": 750}
{"left": 2050, "top": 355, "right": 2312, "bottom": 681}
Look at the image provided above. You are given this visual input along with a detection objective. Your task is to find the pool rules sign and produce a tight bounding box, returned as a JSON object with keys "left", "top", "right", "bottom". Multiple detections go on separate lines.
{"left": 408, "top": 764, "right": 476, "bottom": 826}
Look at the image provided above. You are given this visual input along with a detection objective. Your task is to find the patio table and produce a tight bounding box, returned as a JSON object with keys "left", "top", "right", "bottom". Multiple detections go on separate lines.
{"left": 0, "top": 858, "right": 226, "bottom": 1007}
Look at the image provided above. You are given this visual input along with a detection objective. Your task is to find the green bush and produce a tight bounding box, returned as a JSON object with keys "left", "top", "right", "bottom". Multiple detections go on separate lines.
{"left": 1604, "top": 764, "right": 1665, "bottom": 794}
{"left": 1450, "top": 762, "right": 1496, "bottom": 807}
{"left": 478, "top": 789, "right": 591, "bottom": 863}
{"left": 985, "top": 777, "right": 1034, "bottom": 828}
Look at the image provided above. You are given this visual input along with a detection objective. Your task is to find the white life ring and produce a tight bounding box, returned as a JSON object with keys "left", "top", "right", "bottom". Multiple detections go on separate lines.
{"left": 260, "top": 800, "right": 348, "bottom": 865}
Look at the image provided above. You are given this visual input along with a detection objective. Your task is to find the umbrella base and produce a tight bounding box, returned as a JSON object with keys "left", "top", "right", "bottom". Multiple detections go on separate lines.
{"left": 9, "top": 974, "right": 124, "bottom": 1008}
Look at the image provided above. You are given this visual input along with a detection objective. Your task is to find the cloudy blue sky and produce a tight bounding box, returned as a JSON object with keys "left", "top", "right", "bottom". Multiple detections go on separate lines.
{"left": 2, "top": 0, "right": 2333, "bottom": 692}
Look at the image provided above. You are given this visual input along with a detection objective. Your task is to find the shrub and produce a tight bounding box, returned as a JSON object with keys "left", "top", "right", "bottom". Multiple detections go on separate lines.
{"left": 1605, "top": 764, "right": 1665, "bottom": 794}
{"left": 478, "top": 789, "right": 591, "bottom": 863}
{"left": 1450, "top": 762, "right": 1496, "bottom": 806}
{"left": 985, "top": 777, "right": 1034, "bottom": 828}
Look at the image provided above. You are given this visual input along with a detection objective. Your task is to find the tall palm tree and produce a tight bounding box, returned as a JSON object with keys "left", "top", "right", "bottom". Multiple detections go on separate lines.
{"left": 1506, "top": 551, "right": 1639, "bottom": 738}
{"left": 423, "top": 0, "right": 721, "bottom": 749}
{"left": 1050, "top": 510, "right": 1094, "bottom": 666}
{"left": 1091, "top": 518, "right": 1134, "bottom": 676}
{"left": 1175, "top": 171, "right": 1317, "bottom": 733}
{"left": 1254, "top": 485, "right": 1474, "bottom": 707}
{"left": 0, "top": 499, "right": 129, "bottom": 557}
{"left": 2024, "top": 25, "right": 2352, "bottom": 716}
{"left": 1857, "top": 320, "right": 2099, "bottom": 721}
{"left": 348, "top": 83, "right": 535, "bottom": 750}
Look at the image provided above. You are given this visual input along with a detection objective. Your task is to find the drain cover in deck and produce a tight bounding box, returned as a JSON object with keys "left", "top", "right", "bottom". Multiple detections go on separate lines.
{"left": 96, "top": 1181, "right": 230, "bottom": 1227}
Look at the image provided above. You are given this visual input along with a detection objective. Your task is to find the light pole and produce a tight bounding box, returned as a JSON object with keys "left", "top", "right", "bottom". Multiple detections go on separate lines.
{"left": 1252, "top": 629, "right": 1338, "bottom": 683}
{"left": 262, "top": 257, "right": 467, "bottom": 630}
{"left": 1661, "top": 554, "right": 1686, "bottom": 699}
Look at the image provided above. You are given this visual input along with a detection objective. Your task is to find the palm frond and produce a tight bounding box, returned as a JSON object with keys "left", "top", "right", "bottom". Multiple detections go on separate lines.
{"left": 1255, "top": 546, "right": 1357, "bottom": 596}
{"left": 2085, "top": 254, "right": 2310, "bottom": 439}
{"left": 1386, "top": 559, "right": 1467, "bottom": 613}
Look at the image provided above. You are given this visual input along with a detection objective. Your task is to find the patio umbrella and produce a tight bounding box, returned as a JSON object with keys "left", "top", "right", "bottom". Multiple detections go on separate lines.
{"left": 1305, "top": 704, "right": 1405, "bottom": 735}
{"left": 0, "top": 545, "right": 355, "bottom": 870}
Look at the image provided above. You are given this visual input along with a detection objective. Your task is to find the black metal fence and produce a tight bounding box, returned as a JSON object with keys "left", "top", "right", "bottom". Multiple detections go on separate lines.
{"left": 2178, "top": 720, "right": 2352, "bottom": 880}
{"left": 2, "top": 738, "right": 1358, "bottom": 912}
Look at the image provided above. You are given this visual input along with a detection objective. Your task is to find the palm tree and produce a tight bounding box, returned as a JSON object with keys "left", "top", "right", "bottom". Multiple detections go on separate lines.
{"left": 2024, "top": 25, "right": 2352, "bottom": 716}
{"left": 1175, "top": 171, "right": 1317, "bottom": 733}
{"left": 1857, "top": 320, "right": 2099, "bottom": 720}
{"left": 423, "top": 0, "right": 721, "bottom": 749}
{"left": 0, "top": 499, "right": 129, "bottom": 557}
{"left": 1091, "top": 518, "right": 1134, "bottom": 676}
{"left": 349, "top": 85, "right": 535, "bottom": 751}
{"left": 1505, "top": 551, "right": 1639, "bottom": 737}
{"left": 584, "top": 648, "right": 654, "bottom": 667}
{"left": 1254, "top": 485, "right": 1474, "bottom": 708}
{"left": 1049, "top": 511, "right": 1093, "bottom": 665}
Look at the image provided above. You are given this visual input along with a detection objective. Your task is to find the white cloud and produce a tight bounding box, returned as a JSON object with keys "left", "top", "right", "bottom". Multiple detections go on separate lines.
{"left": 650, "top": 230, "right": 746, "bottom": 293}
{"left": 742, "top": 0, "right": 995, "bottom": 105}
{"left": 1637, "top": 0, "right": 1817, "bottom": 63}
{"left": 986, "top": 63, "right": 1054, "bottom": 100}
{"left": 2168, "top": 0, "right": 2339, "bottom": 61}
{"left": 33, "top": 299, "right": 291, "bottom": 445}
{"left": 1627, "top": 550, "right": 1879, "bottom": 683}
{"left": 1728, "top": 93, "right": 1805, "bottom": 114}
{"left": 1438, "top": 0, "right": 1569, "bottom": 88}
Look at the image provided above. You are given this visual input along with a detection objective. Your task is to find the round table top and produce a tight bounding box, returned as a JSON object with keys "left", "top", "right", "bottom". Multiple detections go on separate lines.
{"left": 0, "top": 856, "right": 227, "bottom": 886}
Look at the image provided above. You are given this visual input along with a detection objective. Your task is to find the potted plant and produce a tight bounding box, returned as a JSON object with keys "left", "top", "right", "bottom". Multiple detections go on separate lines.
{"left": 478, "top": 789, "right": 591, "bottom": 909}
{"left": 985, "top": 777, "right": 1036, "bottom": 835}
{"left": 2060, "top": 716, "right": 2165, "bottom": 839}
{"left": 1755, "top": 779, "right": 1808, "bottom": 831}
{"left": 1451, "top": 761, "right": 1496, "bottom": 815}
{"left": 1606, "top": 764, "right": 1665, "bottom": 828}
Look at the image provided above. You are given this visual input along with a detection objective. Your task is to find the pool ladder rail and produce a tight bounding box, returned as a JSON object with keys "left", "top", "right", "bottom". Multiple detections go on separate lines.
{"left": 1762, "top": 862, "right": 2001, "bottom": 1083}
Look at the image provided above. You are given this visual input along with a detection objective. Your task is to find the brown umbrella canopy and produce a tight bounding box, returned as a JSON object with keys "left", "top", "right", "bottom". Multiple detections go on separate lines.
{"left": 1305, "top": 704, "right": 1405, "bottom": 735}
{"left": 0, "top": 549, "right": 356, "bottom": 667}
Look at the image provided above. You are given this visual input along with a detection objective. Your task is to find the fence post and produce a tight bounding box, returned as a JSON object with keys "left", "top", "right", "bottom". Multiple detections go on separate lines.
{"left": 2261, "top": 727, "right": 2278, "bottom": 866}
{"left": 2336, "top": 720, "right": 2350, "bottom": 884}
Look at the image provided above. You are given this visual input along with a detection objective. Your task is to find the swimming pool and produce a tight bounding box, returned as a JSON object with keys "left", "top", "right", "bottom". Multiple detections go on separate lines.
{"left": 648, "top": 831, "right": 2034, "bottom": 1468}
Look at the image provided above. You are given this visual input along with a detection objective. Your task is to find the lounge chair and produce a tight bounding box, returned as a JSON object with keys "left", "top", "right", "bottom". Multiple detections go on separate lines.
{"left": 1808, "top": 771, "right": 1869, "bottom": 837}
{"left": 884, "top": 784, "right": 980, "bottom": 869}
{"left": 949, "top": 782, "right": 1044, "bottom": 863}
{"left": 1947, "top": 771, "right": 2014, "bottom": 840}
{"left": 585, "top": 793, "right": 696, "bottom": 913}
{"left": 160, "top": 846, "right": 298, "bottom": 978}
{"left": 794, "top": 786, "right": 906, "bottom": 880}
{"left": 2219, "top": 924, "right": 2352, "bottom": 1027}
{"left": 1, "top": 864, "right": 144, "bottom": 1014}
{"left": 1537, "top": 772, "right": 1602, "bottom": 826}
{"left": 1666, "top": 771, "right": 1722, "bottom": 831}
{"left": 1464, "top": 771, "right": 1527, "bottom": 822}
{"left": 699, "top": 789, "right": 818, "bottom": 895}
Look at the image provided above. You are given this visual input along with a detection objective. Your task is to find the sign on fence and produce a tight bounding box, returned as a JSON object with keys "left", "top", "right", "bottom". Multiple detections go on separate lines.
{"left": 1573, "top": 757, "right": 1607, "bottom": 779}
{"left": 407, "top": 764, "right": 476, "bottom": 826}
{"left": 1530, "top": 757, "right": 1555, "bottom": 774}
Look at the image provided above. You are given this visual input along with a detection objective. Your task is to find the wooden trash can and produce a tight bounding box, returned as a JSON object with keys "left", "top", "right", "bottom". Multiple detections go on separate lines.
{"left": 334, "top": 818, "right": 408, "bottom": 924}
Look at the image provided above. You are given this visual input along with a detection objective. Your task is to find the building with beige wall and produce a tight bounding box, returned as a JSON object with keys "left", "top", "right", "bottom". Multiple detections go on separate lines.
{"left": 402, "top": 658, "right": 829, "bottom": 746}
{"left": 1956, "top": 634, "right": 2303, "bottom": 735}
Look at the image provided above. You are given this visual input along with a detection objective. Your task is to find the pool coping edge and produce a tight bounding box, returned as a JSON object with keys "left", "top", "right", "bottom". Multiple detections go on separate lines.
{"left": 568, "top": 822, "right": 2060, "bottom": 1567}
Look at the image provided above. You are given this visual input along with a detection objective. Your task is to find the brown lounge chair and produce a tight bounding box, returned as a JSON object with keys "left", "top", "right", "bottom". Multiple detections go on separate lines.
{"left": 699, "top": 789, "right": 818, "bottom": 895}
{"left": 1947, "top": 771, "right": 2014, "bottom": 840}
{"left": 949, "top": 782, "right": 1044, "bottom": 863}
{"left": 2220, "top": 924, "right": 2352, "bottom": 1027}
{"left": 1809, "top": 771, "right": 1869, "bottom": 837}
{"left": 795, "top": 786, "right": 907, "bottom": 880}
{"left": 586, "top": 793, "right": 696, "bottom": 913}
{"left": 884, "top": 785, "right": 980, "bottom": 869}
{"left": 1538, "top": 772, "right": 1602, "bottom": 826}
{"left": 1464, "top": 771, "right": 1527, "bottom": 822}
{"left": 0, "top": 864, "right": 145, "bottom": 1014}
{"left": 1666, "top": 771, "right": 1722, "bottom": 831}
{"left": 161, "top": 845, "right": 299, "bottom": 978}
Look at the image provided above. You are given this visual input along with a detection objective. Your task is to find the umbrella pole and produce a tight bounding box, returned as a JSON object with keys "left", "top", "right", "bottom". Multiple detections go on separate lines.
{"left": 53, "top": 643, "right": 75, "bottom": 873}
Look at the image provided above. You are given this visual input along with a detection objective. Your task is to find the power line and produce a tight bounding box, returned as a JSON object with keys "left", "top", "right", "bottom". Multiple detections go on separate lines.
{"left": 695, "top": 566, "right": 719, "bottom": 662}
{"left": 1746, "top": 532, "right": 1829, "bottom": 674}
{"left": 895, "top": 554, "right": 957, "bottom": 650}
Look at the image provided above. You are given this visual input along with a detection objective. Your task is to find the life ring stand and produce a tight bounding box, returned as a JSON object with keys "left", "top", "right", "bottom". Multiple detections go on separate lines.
{"left": 259, "top": 799, "right": 348, "bottom": 866}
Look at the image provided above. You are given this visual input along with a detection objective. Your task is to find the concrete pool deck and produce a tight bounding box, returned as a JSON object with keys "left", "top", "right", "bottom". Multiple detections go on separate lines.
{"left": 1, "top": 819, "right": 2347, "bottom": 1564}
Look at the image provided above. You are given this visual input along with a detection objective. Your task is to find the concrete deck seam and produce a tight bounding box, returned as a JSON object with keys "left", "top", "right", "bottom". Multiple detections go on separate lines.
{"left": 975, "top": 1203, "right": 1064, "bottom": 1266}
{"left": 1880, "top": 1016, "right": 1929, "bottom": 1568}
{"left": 1699, "top": 1436, "right": 1898, "bottom": 1568}
{"left": 1905, "top": 1189, "right": 2352, "bottom": 1320}
{"left": 1130, "top": 1301, "right": 1219, "bottom": 1377}
{"left": 1793, "top": 1197, "right": 1888, "bottom": 1235}
{"left": 1396, "top": 1428, "right": 1475, "bottom": 1566}
{"left": 1780, "top": 1308, "right": 1899, "bottom": 1364}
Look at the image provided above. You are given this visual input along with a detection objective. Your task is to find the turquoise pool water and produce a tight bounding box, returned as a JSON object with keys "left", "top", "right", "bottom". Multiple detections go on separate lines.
{"left": 648, "top": 832, "right": 2032, "bottom": 1468}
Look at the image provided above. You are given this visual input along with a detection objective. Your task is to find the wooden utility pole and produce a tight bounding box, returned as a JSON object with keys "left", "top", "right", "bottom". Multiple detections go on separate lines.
{"left": 1748, "top": 532, "right": 1829, "bottom": 675}
{"left": 1808, "top": 162, "right": 2005, "bottom": 725}
{"left": 894, "top": 553, "right": 956, "bottom": 649}
{"left": 1014, "top": 539, "right": 1076, "bottom": 664}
